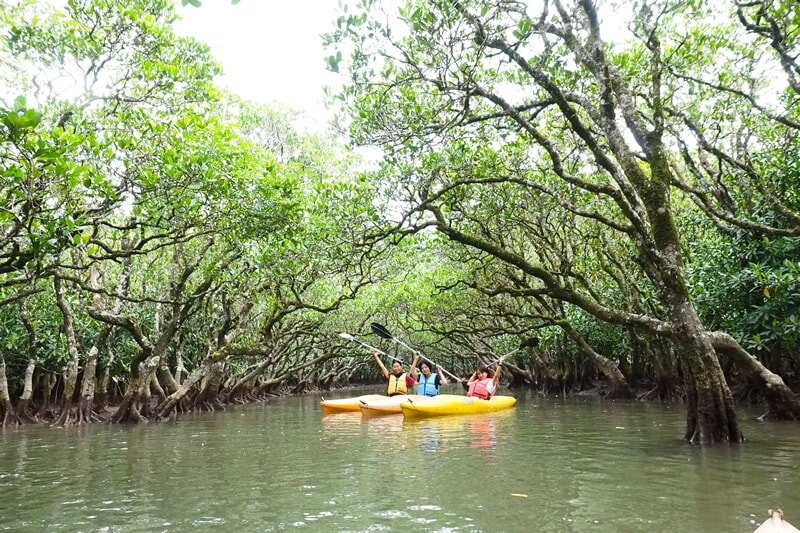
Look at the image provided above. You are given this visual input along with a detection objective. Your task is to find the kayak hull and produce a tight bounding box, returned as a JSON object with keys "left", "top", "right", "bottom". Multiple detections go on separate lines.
{"left": 400, "top": 394, "right": 517, "bottom": 418}
{"left": 320, "top": 394, "right": 385, "bottom": 415}
{"left": 359, "top": 395, "right": 425, "bottom": 416}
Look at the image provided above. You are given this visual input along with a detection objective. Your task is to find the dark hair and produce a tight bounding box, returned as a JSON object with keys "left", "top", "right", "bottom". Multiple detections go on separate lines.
{"left": 420, "top": 360, "right": 433, "bottom": 372}
{"left": 391, "top": 359, "right": 405, "bottom": 377}
{"left": 477, "top": 363, "right": 494, "bottom": 378}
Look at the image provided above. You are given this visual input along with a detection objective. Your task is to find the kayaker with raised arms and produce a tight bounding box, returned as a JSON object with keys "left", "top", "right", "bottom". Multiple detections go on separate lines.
{"left": 416, "top": 359, "right": 448, "bottom": 396}
{"left": 466, "top": 362, "right": 502, "bottom": 400}
{"left": 373, "top": 350, "right": 419, "bottom": 396}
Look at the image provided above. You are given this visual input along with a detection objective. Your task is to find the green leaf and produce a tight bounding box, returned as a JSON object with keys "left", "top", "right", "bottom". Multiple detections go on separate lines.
{"left": 4, "top": 107, "right": 42, "bottom": 129}
{"left": 520, "top": 18, "right": 530, "bottom": 33}
{"left": 325, "top": 52, "right": 342, "bottom": 73}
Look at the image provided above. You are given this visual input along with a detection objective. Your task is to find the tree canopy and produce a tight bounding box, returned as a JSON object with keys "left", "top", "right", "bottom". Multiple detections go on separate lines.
{"left": 0, "top": 0, "right": 798, "bottom": 444}
{"left": 321, "top": 0, "right": 800, "bottom": 441}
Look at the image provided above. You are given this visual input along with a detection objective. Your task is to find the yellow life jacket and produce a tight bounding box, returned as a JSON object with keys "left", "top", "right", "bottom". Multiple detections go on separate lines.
{"left": 387, "top": 372, "right": 408, "bottom": 396}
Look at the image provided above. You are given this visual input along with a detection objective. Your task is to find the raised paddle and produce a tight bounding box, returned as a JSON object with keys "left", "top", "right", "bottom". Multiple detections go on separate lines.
{"left": 370, "top": 322, "right": 465, "bottom": 383}
{"left": 370, "top": 322, "right": 415, "bottom": 352}
{"left": 461, "top": 337, "right": 541, "bottom": 390}
{"left": 338, "top": 333, "right": 404, "bottom": 364}
{"left": 488, "top": 337, "right": 540, "bottom": 366}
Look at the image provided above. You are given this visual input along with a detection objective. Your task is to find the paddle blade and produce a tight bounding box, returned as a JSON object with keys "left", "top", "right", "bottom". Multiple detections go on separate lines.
{"left": 370, "top": 322, "right": 394, "bottom": 340}
{"left": 338, "top": 333, "right": 357, "bottom": 342}
{"left": 520, "top": 337, "right": 540, "bottom": 349}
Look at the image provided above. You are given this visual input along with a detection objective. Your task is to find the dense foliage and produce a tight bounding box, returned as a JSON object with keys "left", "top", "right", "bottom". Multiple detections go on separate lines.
{"left": 0, "top": 0, "right": 798, "bottom": 443}
{"left": 320, "top": 0, "right": 800, "bottom": 441}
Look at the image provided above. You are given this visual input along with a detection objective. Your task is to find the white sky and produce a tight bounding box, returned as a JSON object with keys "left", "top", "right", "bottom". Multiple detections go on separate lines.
{"left": 174, "top": 1, "right": 343, "bottom": 129}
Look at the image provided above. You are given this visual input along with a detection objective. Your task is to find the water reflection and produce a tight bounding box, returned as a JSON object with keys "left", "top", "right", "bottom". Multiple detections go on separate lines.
{"left": 320, "top": 411, "right": 362, "bottom": 434}
{"left": 363, "top": 413, "right": 405, "bottom": 436}
{"left": 2, "top": 395, "right": 799, "bottom": 532}
{"left": 468, "top": 415, "right": 498, "bottom": 459}
{"left": 319, "top": 406, "right": 511, "bottom": 460}
{"left": 416, "top": 422, "right": 441, "bottom": 453}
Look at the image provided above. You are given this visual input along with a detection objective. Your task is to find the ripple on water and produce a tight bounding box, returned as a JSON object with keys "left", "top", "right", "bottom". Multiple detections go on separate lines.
{"left": 2, "top": 394, "right": 800, "bottom": 532}
{"left": 192, "top": 516, "right": 226, "bottom": 525}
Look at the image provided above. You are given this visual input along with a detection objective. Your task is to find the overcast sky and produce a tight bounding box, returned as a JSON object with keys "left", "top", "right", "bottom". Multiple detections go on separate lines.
{"left": 174, "top": 1, "right": 343, "bottom": 128}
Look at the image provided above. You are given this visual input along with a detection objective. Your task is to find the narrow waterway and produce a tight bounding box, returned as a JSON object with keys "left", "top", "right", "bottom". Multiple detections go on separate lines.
{"left": 1, "top": 387, "right": 798, "bottom": 532}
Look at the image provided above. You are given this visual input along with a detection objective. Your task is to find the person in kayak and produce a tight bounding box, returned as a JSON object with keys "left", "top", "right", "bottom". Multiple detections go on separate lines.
{"left": 466, "top": 362, "right": 502, "bottom": 399}
{"left": 373, "top": 350, "right": 418, "bottom": 396}
{"left": 416, "top": 359, "right": 448, "bottom": 396}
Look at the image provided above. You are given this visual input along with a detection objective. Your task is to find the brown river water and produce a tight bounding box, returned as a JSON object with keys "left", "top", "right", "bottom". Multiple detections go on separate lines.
{"left": 1, "top": 386, "right": 799, "bottom": 532}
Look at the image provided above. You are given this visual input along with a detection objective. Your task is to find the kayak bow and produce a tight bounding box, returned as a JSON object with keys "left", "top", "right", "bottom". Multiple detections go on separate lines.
{"left": 320, "top": 394, "right": 385, "bottom": 415}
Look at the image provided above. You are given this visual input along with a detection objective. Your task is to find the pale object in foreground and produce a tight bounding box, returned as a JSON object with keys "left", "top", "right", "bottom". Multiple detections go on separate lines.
{"left": 753, "top": 509, "right": 800, "bottom": 533}
{"left": 359, "top": 394, "right": 423, "bottom": 416}
{"left": 320, "top": 394, "right": 385, "bottom": 415}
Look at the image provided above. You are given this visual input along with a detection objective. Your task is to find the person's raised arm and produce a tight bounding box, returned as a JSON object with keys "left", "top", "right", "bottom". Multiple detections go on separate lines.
{"left": 410, "top": 352, "right": 421, "bottom": 380}
{"left": 373, "top": 350, "right": 389, "bottom": 379}
{"left": 486, "top": 362, "right": 502, "bottom": 396}
{"left": 493, "top": 362, "right": 502, "bottom": 386}
{"left": 437, "top": 365, "right": 448, "bottom": 385}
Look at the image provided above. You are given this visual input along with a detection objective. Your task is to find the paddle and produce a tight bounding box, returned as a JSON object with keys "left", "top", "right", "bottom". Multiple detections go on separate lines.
{"left": 370, "top": 322, "right": 465, "bottom": 384}
{"left": 338, "top": 333, "right": 404, "bottom": 364}
{"left": 489, "top": 337, "right": 540, "bottom": 366}
{"left": 461, "top": 337, "right": 541, "bottom": 391}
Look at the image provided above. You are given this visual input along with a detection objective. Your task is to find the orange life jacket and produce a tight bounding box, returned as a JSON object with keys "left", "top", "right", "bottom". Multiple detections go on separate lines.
{"left": 467, "top": 378, "right": 493, "bottom": 399}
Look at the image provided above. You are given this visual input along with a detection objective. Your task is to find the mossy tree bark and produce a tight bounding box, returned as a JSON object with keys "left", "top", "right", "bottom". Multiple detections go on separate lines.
{"left": 0, "top": 355, "right": 19, "bottom": 427}
{"left": 52, "top": 274, "right": 81, "bottom": 427}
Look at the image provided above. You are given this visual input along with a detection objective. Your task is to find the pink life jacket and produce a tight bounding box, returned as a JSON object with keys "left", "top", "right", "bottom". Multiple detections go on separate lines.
{"left": 467, "top": 378, "right": 493, "bottom": 400}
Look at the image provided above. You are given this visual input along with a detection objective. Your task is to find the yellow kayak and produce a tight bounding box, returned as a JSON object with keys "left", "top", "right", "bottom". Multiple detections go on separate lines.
{"left": 320, "top": 394, "right": 385, "bottom": 415}
{"left": 359, "top": 395, "right": 424, "bottom": 416}
{"left": 400, "top": 394, "right": 517, "bottom": 418}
